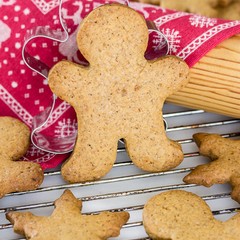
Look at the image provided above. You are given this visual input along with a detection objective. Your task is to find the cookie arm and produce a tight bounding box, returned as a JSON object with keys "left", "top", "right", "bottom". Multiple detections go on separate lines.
{"left": 94, "top": 211, "right": 130, "bottom": 238}
{"left": 183, "top": 158, "right": 233, "bottom": 187}
{"left": 193, "top": 133, "right": 231, "bottom": 158}
{"left": 150, "top": 56, "right": 189, "bottom": 99}
{"left": 48, "top": 60, "right": 85, "bottom": 105}
{"left": 6, "top": 212, "right": 37, "bottom": 235}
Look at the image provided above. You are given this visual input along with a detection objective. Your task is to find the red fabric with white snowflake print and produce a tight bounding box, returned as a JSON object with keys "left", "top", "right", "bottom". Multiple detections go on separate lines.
{"left": 0, "top": 0, "right": 240, "bottom": 170}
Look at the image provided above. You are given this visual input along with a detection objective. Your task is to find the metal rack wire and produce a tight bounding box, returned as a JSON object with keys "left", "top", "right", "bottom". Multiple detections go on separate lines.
{"left": 0, "top": 103, "right": 240, "bottom": 239}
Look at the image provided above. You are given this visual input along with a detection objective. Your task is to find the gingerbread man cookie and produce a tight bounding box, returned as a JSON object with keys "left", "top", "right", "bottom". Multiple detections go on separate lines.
{"left": 0, "top": 117, "right": 43, "bottom": 198}
{"left": 184, "top": 133, "right": 240, "bottom": 203}
{"left": 7, "top": 189, "right": 129, "bottom": 240}
{"left": 48, "top": 4, "right": 189, "bottom": 183}
{"left": 143, "top": 190, "right": 240, "bottom": 240}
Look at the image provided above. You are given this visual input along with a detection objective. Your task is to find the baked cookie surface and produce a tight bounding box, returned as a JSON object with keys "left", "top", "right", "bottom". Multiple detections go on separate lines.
{"left": 160, "top": 0, "right": 240, "bottom": 20}
{"left": 0, "top": 116, "right": 43, "bottom": 198}
{"left": 143, "top": 190, "right": 240, "bottom": 240}
{"left": 184, "top": 133, "right": 240, "bottom": 203}
{"left": 139, "top": 0, "right": 240, "bottom": 20}
{"left": 161, "top": 0, "right": 220, "bottom": 17}
{"left": 7, "top": 189, "right": 129, "bottom": 240}
{"left": 49, "top": 4, "right": 189, "bottom": 183}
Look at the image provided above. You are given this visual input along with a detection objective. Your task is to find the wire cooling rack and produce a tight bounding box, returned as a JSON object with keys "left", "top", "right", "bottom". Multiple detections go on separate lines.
{"left": 0, "top": 103, "right": 240, "bottom": 239}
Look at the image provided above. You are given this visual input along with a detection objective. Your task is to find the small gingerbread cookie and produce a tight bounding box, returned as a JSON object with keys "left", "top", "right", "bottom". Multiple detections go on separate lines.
{"left": 0, "top": 116, "right": 43, "bottom": 198}
{"left": 160, "top": 0, "right": 220, "bottom": 17}
{"left": 48, "top": 3, "right": 189, "bottom": 183}
{"left": 7, "top": 189, "right": 129, "bottom": 240}
{"left": 183, "top": 133, "right": 240, "bottom": 203}
{"left": 160, "top": 0, "right": 240, "bottom": 20}
{"left": 143, "top": 190, "right": 240, "bottom": 240}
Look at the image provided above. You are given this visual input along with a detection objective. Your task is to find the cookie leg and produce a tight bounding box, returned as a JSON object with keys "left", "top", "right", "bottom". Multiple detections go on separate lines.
{"left": 124, "top": 129, "right": 183, "bottom": 172}
{"left": 0, "top": 161, "right": 43, "bottom": 198}
{"left": 230, "top": 176, "right": 240, "bottom": 203}
{"left": 61, "top": 129, "right": 118, "bottom": 183}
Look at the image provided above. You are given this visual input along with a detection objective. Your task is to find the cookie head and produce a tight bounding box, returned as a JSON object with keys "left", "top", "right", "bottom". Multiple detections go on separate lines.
{"left": 143, "top": 190, "right": 240, "bottom": 240}
{"left": 77, "top": 4, "right": 148, "bottom": 65}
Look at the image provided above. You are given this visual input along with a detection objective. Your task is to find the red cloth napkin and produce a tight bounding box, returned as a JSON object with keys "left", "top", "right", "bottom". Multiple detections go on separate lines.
{"left": 1, "top": 0, "right": 240, "bottom": 169}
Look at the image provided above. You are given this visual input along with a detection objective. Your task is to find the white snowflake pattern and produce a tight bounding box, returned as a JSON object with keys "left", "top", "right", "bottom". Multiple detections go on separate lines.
{"left": 55, "top": 118, "right": 77, "bottom": 138}
{"left": 152, "top": 32, "right": 168, "bottom": 52}
{"left": 161, "top": 28, "right": 181, "bottom": 54}
{"left": 23, "top": 146, "right": 55, "bottom": 163}
{"left": 27, "top": 145, "right": 46, "bottom": 157}
{"left": 189, "top": 15, "right": 217, "bottom": 28}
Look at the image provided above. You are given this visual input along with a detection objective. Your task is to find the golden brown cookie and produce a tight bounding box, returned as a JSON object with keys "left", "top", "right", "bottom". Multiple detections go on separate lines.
{"left": 219, "top": 0, "right": 240, "bottom": 19}
{"left": 160, "top": 0, "right": 240, "bottom": 20}
{"left": 6, "top": 189, "right": 129, "bottom": 240}
{"left": 48, "top": 3, "right": 189, "bottom": 183}
{"left": 218, "top": 0, "right": 234, "bottom": 7}
{"left": 143, "top": 190, "right": 240, "bottom": 240}
{"left": 184, "top": 133, "right": 240, "bottom": 203}
{"left": 0, "top": 116, "right": 43, "bottom": 198}
{"left": 138, "top": 0, "right": 160, "bottom": 5}
{"left": 161, "top": 0, "right": 220, "bottom": 17}
{"left": 137, "top": 0, "right": 240, "bottom": 20}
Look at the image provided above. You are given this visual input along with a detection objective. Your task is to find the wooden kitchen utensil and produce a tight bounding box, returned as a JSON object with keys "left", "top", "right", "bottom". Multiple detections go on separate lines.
{"left": 167, "top": 34, "right": 240, "bottom": 118}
